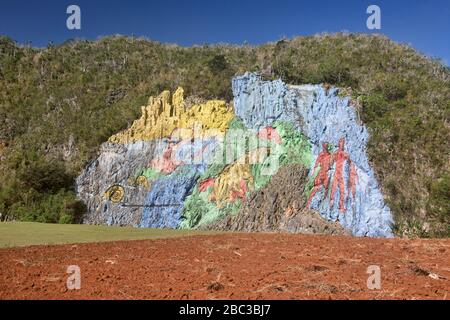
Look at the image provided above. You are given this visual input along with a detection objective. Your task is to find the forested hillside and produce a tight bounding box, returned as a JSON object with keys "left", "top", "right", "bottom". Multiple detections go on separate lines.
{"left": 0, "top": 33, "right": 448, "bottom": 237}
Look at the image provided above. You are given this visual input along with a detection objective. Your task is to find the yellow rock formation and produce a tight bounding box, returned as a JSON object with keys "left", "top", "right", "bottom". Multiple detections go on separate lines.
{"left": 109, "top": 88, "right": 234, "bottom": 143}
{"left": 210, "top": 163, "right": 253, "bottom": 208}
{"left": 209, "top": 148, "right": 269, "bottom": 207}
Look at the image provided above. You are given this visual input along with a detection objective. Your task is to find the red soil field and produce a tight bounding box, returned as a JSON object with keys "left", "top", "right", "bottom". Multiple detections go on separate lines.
{"left": 0, "top": 233, "right": 449, "bottom": 300}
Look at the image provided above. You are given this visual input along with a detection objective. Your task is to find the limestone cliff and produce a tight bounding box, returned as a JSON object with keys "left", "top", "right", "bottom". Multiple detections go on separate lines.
{"left": 77, "top": 89, "right": 234, "bottom": 227}
{"left": 206, "top": 164, "right": 349, "bottom": 236}
{"left": 109, "top": 87, "right": 234, "bottom": 143}
{"left": 76, "top": 73, "right": 393, "bottom": 237}
{"left": 231, "top": 73, "right": 393, "bottom": 237}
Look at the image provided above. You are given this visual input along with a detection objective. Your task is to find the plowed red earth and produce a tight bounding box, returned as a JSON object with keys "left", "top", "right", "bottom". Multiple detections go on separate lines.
{"left": 1, "top": 233, "right": 449, "bottom": 300}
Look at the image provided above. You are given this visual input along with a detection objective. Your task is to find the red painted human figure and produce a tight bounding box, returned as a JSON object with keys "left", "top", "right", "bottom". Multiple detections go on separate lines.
{"left": 150, "top": 141, "right": 181, "bottom": 174}
{"left": 348, "top": 162, "right": 358, "bottom": 200}
{"left": 257, "top": 126, "right": 282, "bottom": 145}
{"left": 307, "top": 143, "right": 332, "bottom": 208}
{"left": 230, "top": 179, "right": 248, "bottom": 202}
{"left": 330, "top": 138, "right": 350, "bottom": 213}
{"left": 198, "top": 177, "right": 215, "bottom": 193}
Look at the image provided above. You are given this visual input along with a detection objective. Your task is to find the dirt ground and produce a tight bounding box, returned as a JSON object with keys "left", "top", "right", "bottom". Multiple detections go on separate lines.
{"left": 0, "top": 233, "right": 449, "bottom": 300}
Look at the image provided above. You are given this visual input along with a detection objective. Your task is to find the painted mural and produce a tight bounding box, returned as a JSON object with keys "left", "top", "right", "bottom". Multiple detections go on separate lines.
{"left": 76, "top": 73, "right": 393, "bottom": 237}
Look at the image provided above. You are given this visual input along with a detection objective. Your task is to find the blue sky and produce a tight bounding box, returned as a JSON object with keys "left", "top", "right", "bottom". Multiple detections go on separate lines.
{"left": 0, "top": 0, "right": 449, "bottom": 64}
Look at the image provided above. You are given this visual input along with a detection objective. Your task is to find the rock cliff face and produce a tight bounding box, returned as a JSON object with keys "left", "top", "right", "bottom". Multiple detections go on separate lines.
{"left": 76, "top": 73, "right": 393, "bottom": 237}
{"left": 206, "top": 164, "right": 349, "bottom": 236}
{"left": 76, "top": 88, "right": 234, "bottom": 227}
{"left": 76, "top": 141, "right": 157, "bottom": 226}
{"left": 232, "top": 73, "right": 393, "bottom": 237}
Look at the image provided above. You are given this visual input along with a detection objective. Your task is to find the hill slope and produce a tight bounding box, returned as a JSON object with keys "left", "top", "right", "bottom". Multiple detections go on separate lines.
{"left": 0, "top": 33, "right": 448, "bottom": 237}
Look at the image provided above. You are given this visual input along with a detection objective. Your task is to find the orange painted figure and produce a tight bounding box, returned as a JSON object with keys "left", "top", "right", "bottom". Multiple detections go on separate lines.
{"left": 230, "top": 179, "right": 248, "bottom": 202}
{"left": 150, "top": 142, "right": 181, "bottom": 174}
{"left": 257, "top": 126, "right": 282, "bottom": 145}
{"left": 330, "top": 138, "right": 350, "bottom": 213}
{"left": 348, "top": 162, "right": 358, "bottom": 200}
{"left": 198, "top": 177, "right": 215, "bottom": 193}
{"left": 307, "top": 143, "right": 332, "bottom": 208}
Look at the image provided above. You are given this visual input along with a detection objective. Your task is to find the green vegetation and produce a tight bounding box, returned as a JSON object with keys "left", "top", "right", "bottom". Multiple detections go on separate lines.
{"left": 0, "top": 33, "right": 449, "bottom": 237}
{"left": 0, "top": 222, "right": 219, "bottom": 247}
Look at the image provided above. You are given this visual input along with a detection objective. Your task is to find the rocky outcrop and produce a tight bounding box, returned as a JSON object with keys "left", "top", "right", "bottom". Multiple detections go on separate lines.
{"left": 76, "top": 141, "right": 158, "bottom": 226}
{"left": 178, "top": 118, "right": 312, "bottom": 229}
{"left": 232, "top": 73, "right": 393, "bottom": 237}
{"left": 206, "top": 164, "right": 349, "bottom": 235}
{"left": 76, "top": 73, "right": 393, "bottom": 237}
{"left": 76, "top": 89, "right": 234, "bottom": 227}
{"left": 109, "top": 87, "right": 234, "bottom": 144}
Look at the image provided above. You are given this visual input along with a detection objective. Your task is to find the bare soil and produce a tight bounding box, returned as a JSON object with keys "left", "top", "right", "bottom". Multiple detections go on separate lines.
{"left": 0, "top": 233, "right": 449, "bottom": 300}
